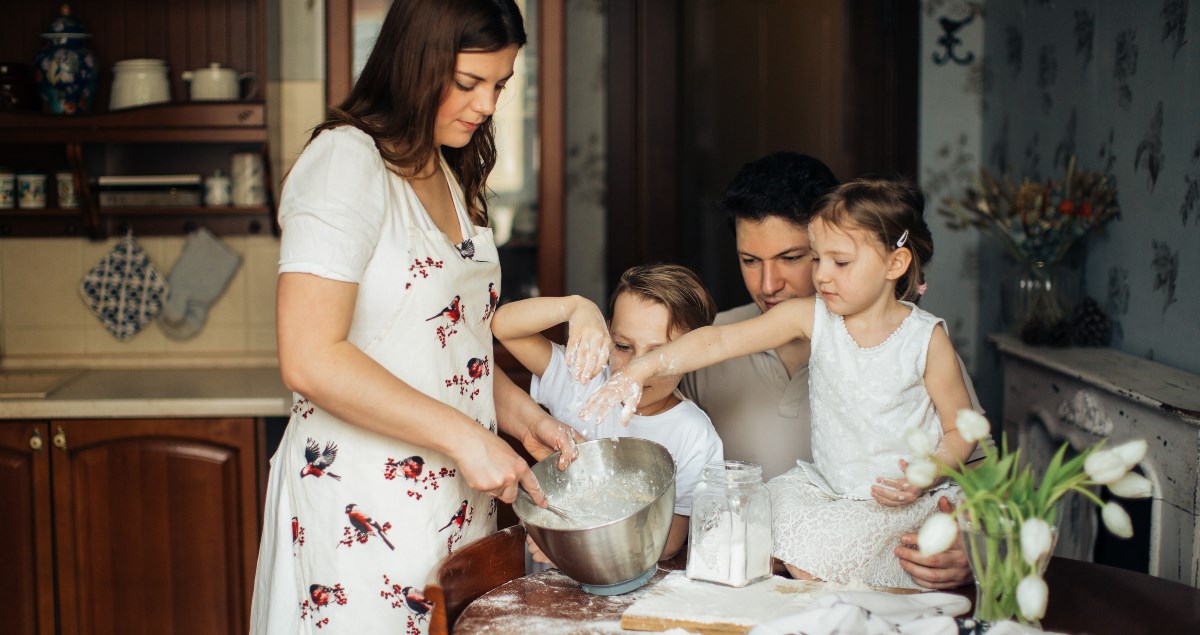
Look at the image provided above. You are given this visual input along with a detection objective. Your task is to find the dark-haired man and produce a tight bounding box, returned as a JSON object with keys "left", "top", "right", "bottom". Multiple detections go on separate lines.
{"left": 680, "top": 152, "right": 975, "bottom": 589}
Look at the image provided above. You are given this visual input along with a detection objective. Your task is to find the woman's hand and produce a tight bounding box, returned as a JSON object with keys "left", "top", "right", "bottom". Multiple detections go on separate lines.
{"left": 564, "top": 298, "right": 611, "bottom": 384}
{"left": 871, "top": 459, "right": 927, "bottom": 507}
{"left": 578, "top": 371, "right": 643, "bottom": 426}
{"left": 452, "top": 425, "right": 546, "bottom": 505}
{"left": 520, "top": 414, "right": 584, "bottom": 470}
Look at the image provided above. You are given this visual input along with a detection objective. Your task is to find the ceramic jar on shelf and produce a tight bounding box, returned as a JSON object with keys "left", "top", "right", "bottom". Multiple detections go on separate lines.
{"left": 33, "top": 4, "right": 97, "bottom": 114}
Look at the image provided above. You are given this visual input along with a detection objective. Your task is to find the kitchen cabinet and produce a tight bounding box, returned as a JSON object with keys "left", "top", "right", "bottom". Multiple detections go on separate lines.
{"left": 0, "top": 1, "right": 272, "bottom": 239}
{"left": 0, "top": 417, "right": 261, "bottom": 635}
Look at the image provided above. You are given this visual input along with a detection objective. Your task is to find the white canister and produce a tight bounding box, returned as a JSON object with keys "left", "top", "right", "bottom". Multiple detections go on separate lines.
{"left": 182, "top": 63, "right": 258, "bottom": 101}
{"left": 231, "top": 152, "right": 266, "bottom": 206}
{"left": 0, "top": 170, "right": 14, "bottom": 209}
{"left": 204, "top": 171, "right": 232, "bottom": 207}
{"left": 17, "top": 173, "right": 47, "bottom": 209}
{"left": 110, "top": 59, "right": 171, "bottom": 110}
{"left": 55, "top": 171, "right": 79, "bottom": 208}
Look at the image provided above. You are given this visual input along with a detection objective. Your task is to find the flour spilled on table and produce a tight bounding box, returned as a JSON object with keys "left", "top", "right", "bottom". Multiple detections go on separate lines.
{"left": 621, "top": 570, "right": 871, "bottom": 628}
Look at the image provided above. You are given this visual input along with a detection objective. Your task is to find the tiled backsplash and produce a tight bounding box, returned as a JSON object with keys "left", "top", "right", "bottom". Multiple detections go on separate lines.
{"left": 0, "top": 235, "right": 280, "bottom": 364}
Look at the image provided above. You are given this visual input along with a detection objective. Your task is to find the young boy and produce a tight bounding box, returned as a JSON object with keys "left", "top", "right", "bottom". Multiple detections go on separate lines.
{"left": 492, "top": 263, "right": 725, "bottom": 559}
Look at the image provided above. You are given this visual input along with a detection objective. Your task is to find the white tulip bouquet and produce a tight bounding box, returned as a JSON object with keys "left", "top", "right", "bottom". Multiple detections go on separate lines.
{"left": 906, "top": 410, "right": 1151, "bottom": 625}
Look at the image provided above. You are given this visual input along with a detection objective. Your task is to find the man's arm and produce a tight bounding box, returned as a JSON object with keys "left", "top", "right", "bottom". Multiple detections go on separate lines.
{"left": 896, "top": 496, "right": 972, "bottom": 589}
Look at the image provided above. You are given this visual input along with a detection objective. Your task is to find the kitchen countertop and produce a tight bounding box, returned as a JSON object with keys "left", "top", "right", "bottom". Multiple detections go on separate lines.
{"left": 0, "top": 367, "right": 293, "bottom": 419}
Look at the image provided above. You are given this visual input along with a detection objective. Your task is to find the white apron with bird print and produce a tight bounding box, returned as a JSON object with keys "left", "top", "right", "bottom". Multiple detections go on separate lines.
{"left": 251, "top": 156, "right": 501, "bottom": 635}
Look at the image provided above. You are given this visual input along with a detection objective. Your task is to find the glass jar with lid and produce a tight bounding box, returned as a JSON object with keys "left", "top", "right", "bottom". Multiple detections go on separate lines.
{"left": 686, "top": 460, "right": 773, "bottom": 587}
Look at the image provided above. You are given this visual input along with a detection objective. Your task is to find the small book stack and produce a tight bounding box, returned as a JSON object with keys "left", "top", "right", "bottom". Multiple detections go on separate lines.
{"left": 97, "top": 174, "right": 202, "bottom": 207}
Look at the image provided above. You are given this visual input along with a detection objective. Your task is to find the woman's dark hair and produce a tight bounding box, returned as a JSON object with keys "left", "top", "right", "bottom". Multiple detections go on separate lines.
{"left": 311, "top": 0, "right": 526, "bottom": 225}
{"left": 813, "top": 177, "right": 934, "bottom": 303}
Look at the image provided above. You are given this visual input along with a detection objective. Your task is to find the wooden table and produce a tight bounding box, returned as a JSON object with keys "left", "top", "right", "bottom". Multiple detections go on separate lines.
{"left": 454, "top": 555, "right": 1200, "bottom": 634}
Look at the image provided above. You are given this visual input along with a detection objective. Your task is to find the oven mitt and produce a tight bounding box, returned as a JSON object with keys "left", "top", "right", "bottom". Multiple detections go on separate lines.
{"left": 159, "top": 227, "right": 242, "bottom": 340}
{"left": 79, "top": 231, "right": 170, "bottom": 341}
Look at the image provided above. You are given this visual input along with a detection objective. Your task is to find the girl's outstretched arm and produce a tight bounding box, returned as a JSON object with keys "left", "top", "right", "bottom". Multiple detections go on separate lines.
{"left": 579, "top": 297, "right": 814, "bottom": 423}
{"left": 923, "top": 326, "right": 977, "bottom": 466}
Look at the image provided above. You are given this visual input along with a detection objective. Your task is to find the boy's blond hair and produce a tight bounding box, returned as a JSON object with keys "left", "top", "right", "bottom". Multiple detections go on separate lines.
{"left": 608, "top": 264, "right": 717, "bottom": 338}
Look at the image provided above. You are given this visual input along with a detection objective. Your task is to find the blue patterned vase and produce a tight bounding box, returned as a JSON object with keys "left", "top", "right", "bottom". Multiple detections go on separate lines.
{"left": 32, "top": 5, "right": 97, "bottom": 114}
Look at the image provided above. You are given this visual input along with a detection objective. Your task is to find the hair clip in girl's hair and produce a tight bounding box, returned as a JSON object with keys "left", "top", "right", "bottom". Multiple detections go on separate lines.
{"left": 918, "top": 282, "right": 928, "bottom": 296}
{"left": 895, "top": 230, "right": 910, "bottom": 248}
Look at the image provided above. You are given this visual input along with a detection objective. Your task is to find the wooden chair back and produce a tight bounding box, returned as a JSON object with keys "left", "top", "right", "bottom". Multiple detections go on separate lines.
{"left": 425, "top": 524, "right": 528, "bottom": 634}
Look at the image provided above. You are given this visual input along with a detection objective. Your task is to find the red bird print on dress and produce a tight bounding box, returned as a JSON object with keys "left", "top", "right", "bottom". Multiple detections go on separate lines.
{"left": 345, "top": 503, "right": 395, "bottom": 551}
{"left": 439, "top": 500, "right": 469, "bottom": 532}
{"left": 301, "top": 438, "right": 342, "bottom": 480}
{"left": 309, "top": 583, "right": 347, "bottom": 608}
{"left": 426, "top": 295, "right": 462, "bottom": 323}
{"left": 388, "top": 455, "right": 424, "bottom": 480}
{"left": 481, "top": 282, "right": 499, "bottom": 321}
{"left": 467, "top": 358, "right": 487, "bottom": 380}
{"left": 401, "top": 586, "right": 433, "bottom": 622}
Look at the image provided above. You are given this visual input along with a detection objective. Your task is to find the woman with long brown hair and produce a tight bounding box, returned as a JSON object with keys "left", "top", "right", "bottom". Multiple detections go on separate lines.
{"left": 250, "top": 1, "right": 577, "bottom": 632}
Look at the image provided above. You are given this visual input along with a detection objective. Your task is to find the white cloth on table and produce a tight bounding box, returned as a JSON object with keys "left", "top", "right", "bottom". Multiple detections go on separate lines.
{"left": 748, "top": 590, "right": 1049, "bottom": 635}
{"left": 768, "top": 296, "right": 955, "bottom": 589}
{"left": 531, "top": 342, "right": 724, "bottom": 516}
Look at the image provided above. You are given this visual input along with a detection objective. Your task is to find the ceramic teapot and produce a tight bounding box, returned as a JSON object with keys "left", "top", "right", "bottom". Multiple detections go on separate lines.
{"left": 32, "top": 4, "right": 97, "bottom": 114}
{"left": 110, "top": 59, "right": 170, "bottom": 110}
{"left": 181, "top": 63, "right": 257, "bottom": 101}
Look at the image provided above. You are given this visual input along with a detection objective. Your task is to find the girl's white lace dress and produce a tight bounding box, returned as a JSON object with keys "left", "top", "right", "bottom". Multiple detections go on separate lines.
{"left": 766, "top": 296, "right": 955, "bottom": 589}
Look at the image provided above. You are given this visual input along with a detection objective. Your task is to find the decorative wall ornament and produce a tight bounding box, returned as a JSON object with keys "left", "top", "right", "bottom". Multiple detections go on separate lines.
{"left": 1054, "top": 109, "right": 1077, "bottom": 172}
{"left": 1073, "top": 9, "right": 1095, "bottom": 67}
{"left": 1037, "top": 45, "right": 1057, "bottom": 112}
{"left": 1113, "top": 29, "right": 1139, "bottom": 111}
{"left": 1150, "top": 240, "right": 1178, "bottom": 313}
{"left": 933, "top": 13, "right": 977, "bottom": 65}
{"left": 1098, "top": 127, "right": 1118, "bottom": 177}
{"left": 1106, "top": 266, "right": 1129, "bottom": 343}
{"left": 1005, "top": 25, "right": 1024, "bottom": 76}
{"left": 1134, "top": 101, "right": 1165, "bottom": 191}
{"left": 1160, "top": 0, "right": 1189, "bottom": 60}
{"left": 990, "top": 114, "right": 1010, "bottom": 171}
{"left": 1182, "top": 141, "right": 1200, "bottom": 225}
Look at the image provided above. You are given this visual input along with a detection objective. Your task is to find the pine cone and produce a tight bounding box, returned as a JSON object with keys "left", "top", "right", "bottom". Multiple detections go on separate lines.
{"left": 1069, "top": 297, "right": 1112, "bottom": 347}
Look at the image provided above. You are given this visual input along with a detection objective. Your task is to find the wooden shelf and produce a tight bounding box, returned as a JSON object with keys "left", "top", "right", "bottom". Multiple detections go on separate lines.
{"left": 0, "top": 103, "right": 267, "bottom": 144}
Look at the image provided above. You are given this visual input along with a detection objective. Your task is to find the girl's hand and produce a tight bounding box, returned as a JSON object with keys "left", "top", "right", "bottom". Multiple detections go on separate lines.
{"left": 871, "top": 458, "right": 926, "bottom": 507}
{"left": 564, "top": 298, "right": 611, "bottom": 383}
{"left": 520, "top": 414, "right": 584, "bottom": 470}
{"left": 578, "top": 371, "right": 643, "bottom": 426}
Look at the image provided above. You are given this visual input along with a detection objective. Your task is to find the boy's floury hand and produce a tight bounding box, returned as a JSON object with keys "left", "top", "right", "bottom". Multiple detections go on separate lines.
{"left": 564, "top": 298, "right": 611, "bottom": 383}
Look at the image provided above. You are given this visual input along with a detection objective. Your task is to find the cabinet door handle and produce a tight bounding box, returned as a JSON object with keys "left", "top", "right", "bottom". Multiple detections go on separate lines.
{"left": 53, "top": 426, "right": 67, "bottom": 451}
{"left": 29, "top": 428, "right": 44, "bottom": 451}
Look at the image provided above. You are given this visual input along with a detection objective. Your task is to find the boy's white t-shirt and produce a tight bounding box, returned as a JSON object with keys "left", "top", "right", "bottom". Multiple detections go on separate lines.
{"left": 531, "top": 343, "right": 724, "bottom": 516}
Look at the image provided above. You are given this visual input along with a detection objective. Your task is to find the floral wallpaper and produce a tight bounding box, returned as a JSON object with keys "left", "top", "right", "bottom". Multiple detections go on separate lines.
{"left": 978, "top": 0, "right": 1200, "bottom": 386}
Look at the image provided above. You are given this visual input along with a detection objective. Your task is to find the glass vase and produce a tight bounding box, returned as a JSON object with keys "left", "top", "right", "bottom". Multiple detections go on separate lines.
{"left": 1010, "top": 260, "right": 1067, "bottom": 344}
{"left": 959, "top": 510, "right": 1057, "bottom": 627}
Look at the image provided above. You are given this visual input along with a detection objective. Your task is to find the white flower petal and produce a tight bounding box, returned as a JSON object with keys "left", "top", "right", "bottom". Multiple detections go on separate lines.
{"left": 1111, "top": 439, "right": 1148, "bottom": 470}
{"left": 1017, "top": 574, "right": 1049, "bottom": 621}
{"left": 918, "top": 512, "right": 957, "bottom": 556}
{"left": 1084, "top": 449, "right": 1127, "bottom": 485}
{"left": 1108, "top": 472, "right": 1153, "bottom": 499}
{"left": 1020, "top": 518, "right": 1054, "bottom": 565}
{"left": 1101, "top": 501, "right": 1134, "bottom": 538}
{"left": 955, "top": 409, "right": 990, "bottom": 444}
{"left": 905, "top": 427, "right": 934, "bottom": 459}
{"left": 905, "top": 460, "right": 938, "bottom": 489}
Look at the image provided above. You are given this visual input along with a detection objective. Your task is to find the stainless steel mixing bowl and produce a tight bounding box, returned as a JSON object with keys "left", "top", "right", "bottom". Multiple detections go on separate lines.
{"left": 513, "top": 437, "right": 675, "bottom": 593}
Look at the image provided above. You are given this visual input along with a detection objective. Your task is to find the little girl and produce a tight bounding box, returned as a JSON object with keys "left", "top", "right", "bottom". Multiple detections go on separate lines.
{"left": 580, "top": 177, "right": 976, "bottom": 588}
